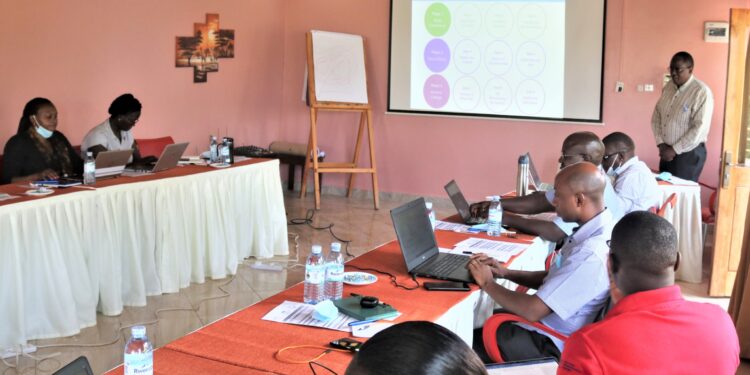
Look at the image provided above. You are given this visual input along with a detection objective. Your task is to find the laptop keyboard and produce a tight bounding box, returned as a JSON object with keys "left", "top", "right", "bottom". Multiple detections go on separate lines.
{"left": 425, "top": 254, "right": 469, "bottom": 276}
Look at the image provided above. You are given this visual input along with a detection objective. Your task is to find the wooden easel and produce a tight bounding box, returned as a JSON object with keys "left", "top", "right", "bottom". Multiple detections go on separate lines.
{"left": 299, "top": 31, "right": 379, "bottom": 210}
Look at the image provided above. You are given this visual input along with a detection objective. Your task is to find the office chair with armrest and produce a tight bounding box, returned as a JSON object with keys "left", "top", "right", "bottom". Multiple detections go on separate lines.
{"left": 135, "top": 136, "right": 175, "bottom": 158}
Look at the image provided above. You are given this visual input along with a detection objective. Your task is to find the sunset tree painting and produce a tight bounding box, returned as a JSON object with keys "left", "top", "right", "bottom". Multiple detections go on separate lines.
{"left": 175, "top": 13, "right": 235, "bottom": 83}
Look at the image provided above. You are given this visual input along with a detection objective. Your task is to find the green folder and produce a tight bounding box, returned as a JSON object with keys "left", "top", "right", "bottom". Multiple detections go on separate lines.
{"left": 333, "top": 296, "right": 399, "bottom": 321}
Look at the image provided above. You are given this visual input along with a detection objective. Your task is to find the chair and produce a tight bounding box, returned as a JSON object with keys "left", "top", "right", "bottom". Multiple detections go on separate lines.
{"left": 657, "top": 193, "right": 677, "bottom": 218}
{"left": 135, "top": 136, "right": 175, "bottom": 158}
{"left": 699, "top": 183, "right": 718, "bottom": 241}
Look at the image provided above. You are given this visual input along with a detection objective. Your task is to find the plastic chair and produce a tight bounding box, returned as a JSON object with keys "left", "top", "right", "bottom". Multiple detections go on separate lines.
{"left": 135, "top": 136, "right": 175, "bottom": 158}
{"left": 657, "top": 193, "right": 677, "bottom": 218}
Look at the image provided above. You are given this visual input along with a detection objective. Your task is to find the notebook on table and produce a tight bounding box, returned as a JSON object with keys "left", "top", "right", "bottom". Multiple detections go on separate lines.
{"left": 444, "top": 179, "right": 488, "bottom": 225}
{"left": 94, "top": 149, "right": 133, "bottom": 178}
{"left": 333, "top": 296, "right": 399, "bottom": 321}
{"left": 390, "top": 197, "right": 474, "bottom": 284}
{"left": 123, "top": 142, "right": 189, "bottom": 175}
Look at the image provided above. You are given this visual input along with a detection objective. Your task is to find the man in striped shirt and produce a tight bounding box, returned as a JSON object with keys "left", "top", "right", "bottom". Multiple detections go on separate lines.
{"left": 651, "top": 51, "right": 713, "bottom": 182}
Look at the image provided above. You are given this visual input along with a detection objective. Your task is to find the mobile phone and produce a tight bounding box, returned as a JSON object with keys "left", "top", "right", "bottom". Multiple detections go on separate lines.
{"left": 423, "top": 281, "right": 470, "bottom": 291}
{"left": 330, "top": 337, "right": 363, "bottom": 352}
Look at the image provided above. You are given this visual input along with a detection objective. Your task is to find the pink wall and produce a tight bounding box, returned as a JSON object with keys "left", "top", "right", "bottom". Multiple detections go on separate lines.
{"left": 2, "top": 0, "right": 748, "bottom": 202}
{"left": 0, "top": 0, "right": 286, "bottom": 157}
{"left": 280, "top": 0, "right": 750, "bottom": 202}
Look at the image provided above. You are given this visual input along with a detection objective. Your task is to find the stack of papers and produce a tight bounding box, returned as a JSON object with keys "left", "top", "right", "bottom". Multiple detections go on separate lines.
{"left": 262, "top": 300, "right": 355, "bottom": 331}
{"left": 435, "top": 220, "right": 470, "bottom": 232}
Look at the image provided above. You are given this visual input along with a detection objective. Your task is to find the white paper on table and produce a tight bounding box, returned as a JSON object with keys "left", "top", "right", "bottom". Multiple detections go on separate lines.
{"left": 351, "top": 322, "right": 394, "bottom": 338}
{"left": 452, "top": 238, "right": 528, "bottom": 262}
{"left": 0, "top": 194, "right": 19, "bottom": 201}
{"left": 261, "top": 300, "right": 356, "bottom": 332}
{"left": 435, "top": 220, "right": 470, "bottom": 232}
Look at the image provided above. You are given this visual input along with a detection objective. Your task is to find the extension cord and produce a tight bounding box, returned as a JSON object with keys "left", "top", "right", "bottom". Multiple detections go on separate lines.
{"left": 1, "top": 344, "right": 37, "bottom": 359}
{"left": 249, "top": 262, "right": 283, "bottom": 272}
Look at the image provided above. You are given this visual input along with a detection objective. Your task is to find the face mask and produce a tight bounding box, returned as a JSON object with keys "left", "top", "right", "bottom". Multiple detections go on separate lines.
{"left": 605, "top": 154, "right": 620, "bottom": 177}
{"left": 35, "top": 123, "right": 54, "bottom": 139}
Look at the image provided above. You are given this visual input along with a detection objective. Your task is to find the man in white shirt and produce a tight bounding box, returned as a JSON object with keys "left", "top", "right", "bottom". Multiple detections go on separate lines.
{"left": 468, "top": 162, "right": 612, "bottom": 362}
{"left": 602, "top": 132, "right": 661, "bottom": 213}
{"left": 651, "top": 51, "right": 713, "bottom": 182}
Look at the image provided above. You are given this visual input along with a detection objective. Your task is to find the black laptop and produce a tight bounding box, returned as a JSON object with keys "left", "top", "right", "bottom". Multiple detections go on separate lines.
{"left": 444, "top": 180, "right": 488, "bottom": 224}
{"left": 390, "top": 198, "right": 474, "bottom": 284}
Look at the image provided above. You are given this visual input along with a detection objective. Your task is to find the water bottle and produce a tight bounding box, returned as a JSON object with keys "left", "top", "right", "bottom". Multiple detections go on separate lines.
{"left": 124, "top": 325, "right": 153, "bottom": 375}
{"left": 487, "top": 195, "right": 502, "bottom": 237}
{"left": 304, "top": 245, "right": 325, "bottom": 304}
{"left": 425, "top": 201, "right": 436, "bottom": 230}
{"left": 83, "top": 152, "right": 96, "bottom": 185}
{"left": 209, "top": 135, "right": 218, "bottom": 163}
{"left": 324, "top": 242, "right": 344, "bottom": 301}
{"left": 516, "top": 154, "right": 529, "bottom": 196}
{"left": 221, "top": 137, "right": 233, "bottom": 164}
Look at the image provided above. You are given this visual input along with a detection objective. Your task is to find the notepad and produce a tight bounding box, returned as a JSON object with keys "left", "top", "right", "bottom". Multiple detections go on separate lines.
{"left": 333, "top": 296, "right": 399, "bottom": 321}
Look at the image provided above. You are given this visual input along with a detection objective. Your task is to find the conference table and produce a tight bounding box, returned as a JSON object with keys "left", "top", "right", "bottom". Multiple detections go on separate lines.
{"left": 0, "top": 159, "right": 289, "bottom": 348}
{"left": 105, "top": 227, "right": 549, "bottom": 374}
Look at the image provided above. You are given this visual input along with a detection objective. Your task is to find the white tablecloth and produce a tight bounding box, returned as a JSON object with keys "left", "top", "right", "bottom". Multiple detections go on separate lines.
{"left": 657, "top": 176, "right": 703, "bottom": 283}
{"left": 0, "top": 160, "right": 288, "bottom": 347}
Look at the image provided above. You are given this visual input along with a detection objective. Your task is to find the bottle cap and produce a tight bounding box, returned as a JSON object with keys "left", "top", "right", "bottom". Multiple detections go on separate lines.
{"left": 485, "top": 196, "right": 494, "bottom": 201}
{"left": 425, "top": 201, "right": 433, "bottom": 209}
{"left": 331, "top": 242, "right": 341, "bottom": 252}
{"left": 131, "top": 325, "right": 146, "bottom": 339}
{"left": 311, "top": 245, "right": 322, "bottom": 254}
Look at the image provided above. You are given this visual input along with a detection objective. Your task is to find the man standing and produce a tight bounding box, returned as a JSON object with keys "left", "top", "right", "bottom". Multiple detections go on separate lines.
{"left": 469, "top": 162, "right": 612, "bottom": 362}
{"left": 602, "top": 132, "right": 661, "bottom": 213}
{"left": 559, "top": 211, "right": 739, "bottom": 374}
{"left": 651, "top": 51, "right": 713, "bottom": 182}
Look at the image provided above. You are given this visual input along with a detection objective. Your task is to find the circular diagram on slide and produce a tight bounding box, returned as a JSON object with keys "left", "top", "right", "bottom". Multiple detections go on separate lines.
{"left": 485, "top": 40, "right": 513, "bottom": 76}
{"left": 424, "top": 74, "right": 450, "bottom": 108}
{"left": 424, "top": 38, "right": 451, "bottom": 73}
{"left": 453, "top": 39, "right": 482, "bottom": 75}
{"left": 484, "top": 78, "right": 513, "bottom": 113}
{"left": 485, "top": 4, "right": 514, "bottom": 39}
{"left": 517, "top": 4, "right": 547, "bottom": 40}
{"left": 425, "top": 2, "right": 451, "bottom": 37}
{"left": 454, "top": 4, "right": 482, "bottom": 37}
{"left": 516, "top": 42, "right": 546, "bottom": 77}
{"left": 516, "top": 79, "right": 545, "bottom": 115}
{"left": 453, "top": 76, "right": 481, "bottom": 111}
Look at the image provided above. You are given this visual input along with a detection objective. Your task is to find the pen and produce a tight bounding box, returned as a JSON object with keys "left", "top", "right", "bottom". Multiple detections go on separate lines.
{"left": 348, "top": 319, "right": 376, "bottom": 327}
{"left": 462, "top": 251, "right": 473, "bottom": 255}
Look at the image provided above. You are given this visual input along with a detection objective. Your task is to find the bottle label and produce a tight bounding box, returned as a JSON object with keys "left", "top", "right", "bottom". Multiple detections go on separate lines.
{"left": 326, "top": 264, "right": 344, "bottom": 282}
{"left": 84, "top": 163, "right": 95, "bottom": 174}
{"left": 124, "top": 351, "right": 153, "bottom": 375}
{"left": 306, "top": 264, "right": 324, "bottom": 284}
{"left": 488, "top": 209, "right": 502, "bottom": 223}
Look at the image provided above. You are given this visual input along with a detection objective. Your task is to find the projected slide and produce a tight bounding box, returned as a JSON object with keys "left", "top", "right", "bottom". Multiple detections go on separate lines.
{"left": 410, "top": 0, "right": 565, "bottom": 118}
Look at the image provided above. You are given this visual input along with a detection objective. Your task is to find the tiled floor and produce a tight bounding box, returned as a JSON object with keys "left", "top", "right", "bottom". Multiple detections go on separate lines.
{"left": 0, "top": 190, "right": 746, "bottom": 374}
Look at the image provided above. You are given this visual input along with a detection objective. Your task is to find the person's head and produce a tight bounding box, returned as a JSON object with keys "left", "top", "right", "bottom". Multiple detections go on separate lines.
{"left": 558, "top": 132, "right": 605, "bottom": 169}
{"left": 345, "top": 321, "right": 487, "bottom": 375}
{"left": 552, "top": 162, "right": 606, "bottom": 224}
{"left": 669, "top": 51, "right": 694, "bottom": 87}
{"left": 608, "top": 211, "right": 679, "bottom": 300}
{"left": 601, "top": 132, "right": 636, "bottom": 173}
{"left": 18, "top": 97, "right": 57, "bottom": 136}
{"left": 108, "top": 93, "right": 142, "bottom": 132}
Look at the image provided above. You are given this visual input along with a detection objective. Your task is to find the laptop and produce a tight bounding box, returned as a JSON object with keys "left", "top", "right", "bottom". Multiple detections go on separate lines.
{"left": 390, "top": 198, "right": 474, "bottom": 284}
{"left": 444, "top": 180, "right": 488, "bottom": 224}
{"left": 486, "top": 357, "right": 558, "bottom": 374}
{"left": 526, "top": 153, "right": 553, "bottom": 192}
{"left": 123, "top": 142, "right": 189, "bottom": 175}
{"left": 53, "top": 356, "right": 94, "bottom": 375}
{"left": 95, "top": 149, "right": 133, "bottom": 178}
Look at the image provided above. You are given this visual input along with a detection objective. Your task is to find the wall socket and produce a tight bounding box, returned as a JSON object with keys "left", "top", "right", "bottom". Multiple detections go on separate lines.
{"left": 615, "top": 81, "right": 624, "bottom": 93}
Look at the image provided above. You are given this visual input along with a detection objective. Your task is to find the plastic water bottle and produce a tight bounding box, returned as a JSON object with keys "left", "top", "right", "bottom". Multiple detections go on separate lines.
{"left": 304, "top": 245, "right": 326, "bottom": 304}
{"left": 487, "top": 195, "right": 502, "bottom": 237}
{"left": 124, "top": 325, "right": 153, "bottom": 375}
{"left": 209, "top": 135, "right": 218, "bottom": 163}
{"left": 324, "top": 242, "right": 344, "bottom": 301}
{"left": 83, "top": 152, "right": 96, "bottom": 185}
{"left": 425, "top": 201, "right": 436, "bottom": 230}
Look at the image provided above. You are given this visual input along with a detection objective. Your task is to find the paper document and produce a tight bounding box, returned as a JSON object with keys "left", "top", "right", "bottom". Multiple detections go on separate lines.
{"left": 452, "top": 238, "right": 528, "bottom": 262}
{"left": 0, "top": 194, "right": 18, "bottom": 202}
{"left": 262, "top": 300, "right": 356, "bottom": 332}
{"left": 435, "top": 220, "right": 470, "bottom": 232}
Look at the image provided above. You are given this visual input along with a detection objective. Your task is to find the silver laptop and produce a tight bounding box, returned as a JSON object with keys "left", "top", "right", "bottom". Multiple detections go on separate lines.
{"left": 444, "top": 180, "right": 487, "bottom": 225}
{"left": 95, "top": 149, "right": 133, "bottom": 178}
{"left": 527, "top": 153, "right": 553, "bottom": 191}
{"left": 124, "top": 142, "right": 189, "bottom": 175}
{"left": 390, "top": 198, "right": 474, "bottom": 284}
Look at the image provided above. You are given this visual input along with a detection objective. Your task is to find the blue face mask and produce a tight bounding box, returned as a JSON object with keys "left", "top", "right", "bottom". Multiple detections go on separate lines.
{"left": 35, "top": 124, "right": 54, "bottom": 139}
{"left": 605, "top": 154, "right": 620, "bottom": 178}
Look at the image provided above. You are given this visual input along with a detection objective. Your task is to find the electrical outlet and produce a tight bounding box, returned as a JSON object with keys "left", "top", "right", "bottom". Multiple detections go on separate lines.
{"left": 637, "top": 84, "right": 644, "bottom": 92}
{"left": 645, "top": 84, "right": 654, "bottom": 92}
{"left": 615, "top": 81, "right": 624, "bottom": 93}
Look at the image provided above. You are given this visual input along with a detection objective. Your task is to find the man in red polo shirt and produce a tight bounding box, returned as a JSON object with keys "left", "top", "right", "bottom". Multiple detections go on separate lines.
{"left": 558, "top": 211, "right": 739, "bottom": 374}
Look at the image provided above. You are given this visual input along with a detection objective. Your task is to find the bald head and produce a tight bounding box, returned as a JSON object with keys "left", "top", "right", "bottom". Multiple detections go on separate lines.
{"left": 552, "top": 162, "right": 607, "bottom": 223}
{"left": 561, "top": 132, "right": 605, "bottom": 167}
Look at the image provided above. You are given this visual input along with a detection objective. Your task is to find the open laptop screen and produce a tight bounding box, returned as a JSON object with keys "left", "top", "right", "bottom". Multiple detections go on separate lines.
{"left": 444, "top": 180, "right": 471, "bottom": 222}
{"left": 391, "top": 198, "right": 439, "bottom": 273}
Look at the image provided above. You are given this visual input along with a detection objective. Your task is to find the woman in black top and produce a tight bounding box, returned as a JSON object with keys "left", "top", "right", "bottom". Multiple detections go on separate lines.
{"left": 2, "top": 98, "right": 82, "bottom": 184}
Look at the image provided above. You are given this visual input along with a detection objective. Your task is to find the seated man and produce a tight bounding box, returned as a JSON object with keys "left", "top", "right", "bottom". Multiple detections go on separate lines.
{"left": 559, "top": 211, "right": 740, "bottom": 374}
{"left": 81, "top": 93, "right": 154, "bottom": 164}
{"left": 500, "top": 131, "right": 623, "bottom": 243}
{"left": 602, "top": 132, "right": 661, "bottom": 213}
{"left": 346, "top": 321, "right": 488, "bottom": 375}
{"left": 469, "top": 162, "right": 612, "bottom": 362}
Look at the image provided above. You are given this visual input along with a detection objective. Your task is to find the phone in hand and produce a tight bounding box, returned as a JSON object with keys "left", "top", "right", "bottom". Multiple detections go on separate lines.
{"left": 330, "top": 337, "right": 363, "bottom": 352}
{"left": 423, "top": 281, "right": 470, "bottom": 291}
